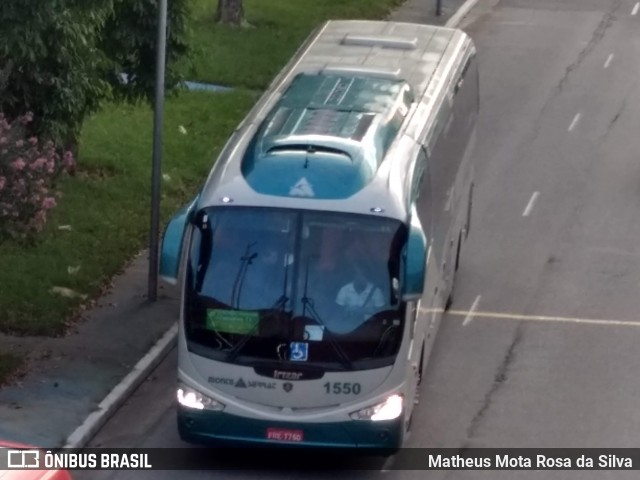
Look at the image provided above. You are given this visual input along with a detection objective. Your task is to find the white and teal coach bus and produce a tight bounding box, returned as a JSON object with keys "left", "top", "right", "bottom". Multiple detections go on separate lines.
{"left": 160, "top": 19, "right": 478, "bottom": 450}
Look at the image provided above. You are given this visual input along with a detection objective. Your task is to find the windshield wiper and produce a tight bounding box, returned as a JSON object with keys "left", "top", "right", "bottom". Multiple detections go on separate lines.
{"left": 230, "top": 242, "right": 257, "bottom": 308}
{"left": 300, "top": 257, "right": 353, "bottom": 370}
{"left": 194, "top": 214, "right": 213, "bottom": 292}
{"left": 226, "top": 255, "right": 292, "bottom": 363}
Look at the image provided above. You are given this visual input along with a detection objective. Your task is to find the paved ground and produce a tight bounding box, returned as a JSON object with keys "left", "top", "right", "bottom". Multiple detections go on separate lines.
{"left": 75, "top": 0, "right": 640, "bottom": 479}
{"left": 0, "top": 254, "right": 177, "bottom": 446}
{"left": 0, "top": 0, "right": 468, "bottom": 452}
{"left": 389, "top": 0, "right": 468, "bottom": 24}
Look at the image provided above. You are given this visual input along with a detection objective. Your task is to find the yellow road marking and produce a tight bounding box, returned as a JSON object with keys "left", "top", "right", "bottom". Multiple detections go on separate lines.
{"left": 420, "top": 308, "right": 640, "bottom": 328}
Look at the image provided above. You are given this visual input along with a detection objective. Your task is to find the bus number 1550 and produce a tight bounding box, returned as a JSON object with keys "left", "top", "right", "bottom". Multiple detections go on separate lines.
{"left": 323, "top": 382, "right": 362, "bottom": 394}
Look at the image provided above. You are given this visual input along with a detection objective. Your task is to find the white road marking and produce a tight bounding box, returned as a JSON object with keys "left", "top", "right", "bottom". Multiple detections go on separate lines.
{"left": 381, "top": 454, "right": 397, "bottom": 473}
{"left": 632, "top": 2, "right": 639, "bottom": 15}
{"left": 522, "top": 191, "right": 540, "bottom": 217}
{"left": 604, "top": 53, "right": 614, "bottom": 68}
{"left": 568, "top": 112, "right": 582, "bottom": 132}
{"left": 462, "top": 295, "right": 481, "bottom": 326}
{"left": 444, "top": 187, "right": 454, "bottom": 211}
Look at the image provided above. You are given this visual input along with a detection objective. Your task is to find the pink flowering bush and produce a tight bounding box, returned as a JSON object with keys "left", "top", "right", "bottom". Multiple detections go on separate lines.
{"left": 0, "top": 112, "right": 75, "bottom": 241}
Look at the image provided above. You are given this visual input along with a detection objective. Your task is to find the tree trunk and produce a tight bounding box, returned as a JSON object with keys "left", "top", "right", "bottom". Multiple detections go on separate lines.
{"left": 0, "top": 60, "right": 13, "bottom": 95}
{"left": 215, "top": 0, "right": 244, "bottom": 25}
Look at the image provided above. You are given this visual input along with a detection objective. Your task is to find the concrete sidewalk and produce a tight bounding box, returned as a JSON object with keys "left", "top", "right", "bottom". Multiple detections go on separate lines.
{"left": 389, "top": 0, "right": 468, "bottom": 24}
{"left": 0, "top": 252, "right": 177, "bottom": 447}
{"left": 0, "top": 0, "right": 482, "bottom": 449}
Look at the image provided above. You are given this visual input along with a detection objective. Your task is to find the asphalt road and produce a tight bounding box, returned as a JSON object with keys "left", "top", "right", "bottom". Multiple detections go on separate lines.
{"left": 76, "top": 0, "right": 640, "bottom": 478}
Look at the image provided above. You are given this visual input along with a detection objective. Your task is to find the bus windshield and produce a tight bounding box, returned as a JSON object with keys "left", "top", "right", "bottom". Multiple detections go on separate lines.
{"left": 185, "top": 207, "right": 408, "bottom": 371}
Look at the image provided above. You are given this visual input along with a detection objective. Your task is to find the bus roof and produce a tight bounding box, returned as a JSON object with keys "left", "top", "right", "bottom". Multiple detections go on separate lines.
{"left": 198, "top": 20, "right": 472, "bottom": 221}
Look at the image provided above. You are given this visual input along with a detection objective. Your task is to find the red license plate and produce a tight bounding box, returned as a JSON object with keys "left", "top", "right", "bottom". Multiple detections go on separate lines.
{"left": 266, "top": 428, "right": 304, "bottom": 442}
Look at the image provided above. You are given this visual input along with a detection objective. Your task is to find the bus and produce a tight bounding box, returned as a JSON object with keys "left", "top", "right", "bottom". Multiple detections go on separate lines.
{"left": 160, "top": 19, "right": 478, "bottom": 451}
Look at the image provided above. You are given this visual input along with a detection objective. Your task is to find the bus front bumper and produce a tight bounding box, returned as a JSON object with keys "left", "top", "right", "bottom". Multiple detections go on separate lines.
{"left": 177, "top": 407, "right": 403, "bottom": 450}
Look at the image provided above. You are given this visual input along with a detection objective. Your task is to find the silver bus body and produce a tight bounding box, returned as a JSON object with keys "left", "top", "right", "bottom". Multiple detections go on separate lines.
{"left": 161, "top": 19, "right": 479, "bottom": 450}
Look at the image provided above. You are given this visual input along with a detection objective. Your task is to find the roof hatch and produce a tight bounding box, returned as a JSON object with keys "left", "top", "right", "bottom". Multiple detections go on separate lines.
{"left": 242, "top": 73, "right": 414, "bottom": 199}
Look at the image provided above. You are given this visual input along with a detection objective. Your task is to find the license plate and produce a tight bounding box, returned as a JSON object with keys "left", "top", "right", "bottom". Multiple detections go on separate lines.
{"left": 266, "top": 428, "right": 304, "bottom": 442}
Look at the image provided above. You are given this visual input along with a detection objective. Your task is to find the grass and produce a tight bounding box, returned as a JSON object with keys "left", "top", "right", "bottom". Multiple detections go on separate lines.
{"left": 186, "top": 0, "right": 404, "bottom": 88}
{"left": 0, "top": 89, "right": 258, "bottom": 335}
{"left": 0, "top": 0, "right": 402, "bottom": 338}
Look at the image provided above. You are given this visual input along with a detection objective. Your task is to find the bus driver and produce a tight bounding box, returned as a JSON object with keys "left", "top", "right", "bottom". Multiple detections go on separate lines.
{"left": 335, "top": 264, "right": 384, "bottom": 329}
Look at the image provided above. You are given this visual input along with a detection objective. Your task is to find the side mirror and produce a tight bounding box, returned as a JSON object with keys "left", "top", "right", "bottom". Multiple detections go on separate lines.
{"left": 159, "top": 196, "right": 199, "bottom": 284}
{"left": 402, "top": 216, "right": 427, "bottom": 301}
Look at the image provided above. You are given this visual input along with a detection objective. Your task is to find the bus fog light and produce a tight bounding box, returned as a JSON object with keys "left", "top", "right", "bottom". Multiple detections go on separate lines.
{"left": 350, "top": 394, "right": 403, "bottom": 421}
{"left": 177, "top": 383, "right": 225, "bottom": 411}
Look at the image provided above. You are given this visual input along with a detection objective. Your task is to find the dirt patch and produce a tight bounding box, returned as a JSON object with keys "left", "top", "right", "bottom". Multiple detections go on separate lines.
{"left": 0, "top": 352, "right": 25, "bottom": 387}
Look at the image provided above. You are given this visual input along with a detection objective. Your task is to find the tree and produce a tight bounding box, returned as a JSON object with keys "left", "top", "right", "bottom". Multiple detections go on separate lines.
{"left": 101, "top": 0, "right": 191, "bottom": 104}
{"left": 0, "top": 0, "right": 112, "bottom": 148}
{"left": 0, "top": 0, "right": 191, "bottom": 148}
{"left": 215, "top": 0, "right": 244, "bottom": 25}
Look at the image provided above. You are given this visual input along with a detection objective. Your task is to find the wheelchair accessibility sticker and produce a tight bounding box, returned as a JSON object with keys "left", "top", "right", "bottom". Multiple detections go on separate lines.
{"left": 289, "top": 342, "right": 308, "bottom": 361}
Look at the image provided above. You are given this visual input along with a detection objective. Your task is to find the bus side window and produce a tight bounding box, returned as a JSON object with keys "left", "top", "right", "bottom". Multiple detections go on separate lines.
{"left": 421, "top": 103, "right": 452, "bottom": 264}
{"left": 410, "top": 148, "right": 426, "bottom": 203}
{"left": 454, "top": 55, "right": 472, "bottom": 95}
{"left": 414, "top": 147, "right": 433, "bottom": 245}
{"left": 421, "top": 49, "right": 477, "bottom": 271}
{"left": 453, "top": 53, "right": 478, "bottom": 129}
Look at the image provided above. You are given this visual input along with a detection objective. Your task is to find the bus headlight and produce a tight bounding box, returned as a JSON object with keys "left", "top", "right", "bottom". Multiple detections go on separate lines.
{"left": 349, "top": 394, "right": 403, "bottom": 421}
{"left": 177, "top": 383, "right": 225, "bottom": 411}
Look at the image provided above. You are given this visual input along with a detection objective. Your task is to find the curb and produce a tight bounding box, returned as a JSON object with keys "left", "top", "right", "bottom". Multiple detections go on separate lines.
{"left": 445, "top": 0, "right": 480, "bottom": 27}
{"left": 63, "top": 324, "right": 178, "bottom": 449}
{"left": 64, "top": 0, "right": 481, "bottom": 450}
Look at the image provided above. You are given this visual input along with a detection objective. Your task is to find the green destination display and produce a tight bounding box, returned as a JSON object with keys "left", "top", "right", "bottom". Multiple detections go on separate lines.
{"left": 206, "top": 309, "right": 259, "bottom": 334}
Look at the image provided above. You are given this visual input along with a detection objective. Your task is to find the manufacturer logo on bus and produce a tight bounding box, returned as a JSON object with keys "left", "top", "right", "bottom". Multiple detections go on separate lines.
{"left": 273, "top": 370, "right": 302, "bottom": 380}
{"left": 253, "top": 367, "right": 325, "bottom": 381}
{"left": 289, "top": 177, "right": 315, "bottom": 197}
{"left": 283, "top": 382, "right": 293, "bottom": 392}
